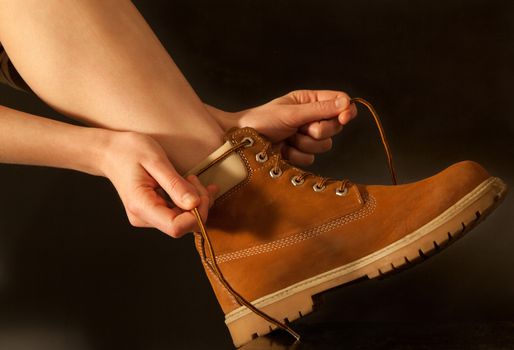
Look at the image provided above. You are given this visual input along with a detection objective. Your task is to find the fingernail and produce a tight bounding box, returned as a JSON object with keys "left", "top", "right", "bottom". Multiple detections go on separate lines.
{"left": 182, "top": 193, "right": 198, "bottom": 207}
{"left": 335, "top": 97, "right": 347, "bottom": 109}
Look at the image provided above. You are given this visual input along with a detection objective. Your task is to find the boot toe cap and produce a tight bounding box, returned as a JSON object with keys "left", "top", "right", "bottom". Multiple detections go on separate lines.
{"left": 360, "top": 160, "right": 492, "bottom": 244}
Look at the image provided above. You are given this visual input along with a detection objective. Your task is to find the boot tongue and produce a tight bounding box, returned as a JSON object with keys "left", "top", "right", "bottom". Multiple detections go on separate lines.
{"left": 184, "top": 127, "right": 250, "bottom": 200}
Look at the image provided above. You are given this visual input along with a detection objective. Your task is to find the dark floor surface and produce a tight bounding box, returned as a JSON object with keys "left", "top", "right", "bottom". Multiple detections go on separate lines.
{"left": 242, "top": 322, "right": 514, "bottom": 350}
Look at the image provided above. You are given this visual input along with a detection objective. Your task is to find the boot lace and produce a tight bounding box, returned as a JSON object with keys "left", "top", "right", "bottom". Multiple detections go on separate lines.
{"left": 191, "top": 97, "right": 397, "bottom": 343}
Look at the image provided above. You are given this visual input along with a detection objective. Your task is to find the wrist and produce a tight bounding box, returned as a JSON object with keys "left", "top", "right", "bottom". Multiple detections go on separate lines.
{"left": 74, "top": 127, "right": 117, "bottom": 177}
{"left": 0, "top": 105, "right": 119, "bottom": 177}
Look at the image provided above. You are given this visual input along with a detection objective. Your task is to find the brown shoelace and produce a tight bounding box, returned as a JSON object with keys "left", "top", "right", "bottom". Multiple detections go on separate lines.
{"left": 191, "top": 97, "right": 397, "bottom": 342}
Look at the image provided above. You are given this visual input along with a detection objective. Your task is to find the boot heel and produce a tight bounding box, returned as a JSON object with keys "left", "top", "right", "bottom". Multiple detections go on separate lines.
{"left": 226, "top": 291, "right": 313, "bottom": 347}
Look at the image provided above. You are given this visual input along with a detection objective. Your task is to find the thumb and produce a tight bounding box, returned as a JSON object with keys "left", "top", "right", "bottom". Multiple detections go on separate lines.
{"left": 287, "top": 96, "right": 350, "bottom": 128}
{"left": 144, "top": 157, "right": 200, "bottom": 210}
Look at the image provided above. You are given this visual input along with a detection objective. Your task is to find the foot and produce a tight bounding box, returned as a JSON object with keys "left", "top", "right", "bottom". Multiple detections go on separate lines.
{"left": 189, "top": 126, "right": 507, "bottom": 347}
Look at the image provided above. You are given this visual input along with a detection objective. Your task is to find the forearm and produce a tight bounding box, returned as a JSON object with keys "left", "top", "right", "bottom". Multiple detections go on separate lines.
{"left": 0, "top": 104, "right": 109, "bottom": 176}
{"left": 0, "top": 0, "right": 224, "bottom": 173}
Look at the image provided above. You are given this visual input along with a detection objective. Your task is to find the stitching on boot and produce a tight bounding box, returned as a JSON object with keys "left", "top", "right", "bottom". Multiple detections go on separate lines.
{"left": 252, "top": 153, "right": 276, "bottom": 173}
{"left": 215, "top": 194, "right": 377, "bottom": 264}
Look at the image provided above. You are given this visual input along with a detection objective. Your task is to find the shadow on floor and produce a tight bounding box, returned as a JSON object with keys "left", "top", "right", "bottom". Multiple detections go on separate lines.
{"left": 241, "top": 322, "right": 514, "bottom": 350}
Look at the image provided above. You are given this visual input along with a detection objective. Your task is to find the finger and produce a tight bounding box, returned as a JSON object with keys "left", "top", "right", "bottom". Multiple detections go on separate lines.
{"left": 155, "top": 187, "right": 173, "bottom": 206}
{"left": 183, "top": 175, "right": 219, "bottom": 208}
{"left": 126, "top": 213, "right": 152, "bottom": 228}
{"left": 281, "top": 144, "right": 315, "bottom": 166}
{"left": 128, "top": 185, "right": 188, "bottom": 237}
{"left": 143, "top": 157, "right": 200, "bottom": 210}
{"left": 285, "top": 96, "right": 350, "bottom": 128}
{"left": 166, "top": 176, "right": 214, "bottom": 235}
{"left": 287, "top": 133, "right": 333, "bottom": 154}
{"left": 338, "top": 102, "right": 358, "bottom": 124}
{"left": 287, "top": 90, "right": 356, "bottom": 128}
{"left": 287, "top": 89, "right": 351, "bottom": 105}
{"left": 299, "top": 118, "right": 343, "bottom": 140}
{"left": 168, "top": 211, "right": 200, "bottom": 237}
{"left": 186, "top": 175, "right": 212, "bottom": 225}
{"left": 155, "top": 181, "right": 218, "bottom": 238}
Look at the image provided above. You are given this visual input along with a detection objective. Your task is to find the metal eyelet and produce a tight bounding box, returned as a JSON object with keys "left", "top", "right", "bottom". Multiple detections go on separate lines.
{"left": 290, "top": 175, "right": 305, "bottom": 186}
{"left": 335, "top": 187, "right": 348, "bottom": 196}
{"left": 269, "top": 167, "right": 282, "bottom": 178}
{"left": 241, "top": 136, "right": 254, "bottom": 148}
{"left": 313, "top": 183, "right": 326, "bottom": 192}
{"left": 255, "top": 151, "right": 268, "bottom": 163}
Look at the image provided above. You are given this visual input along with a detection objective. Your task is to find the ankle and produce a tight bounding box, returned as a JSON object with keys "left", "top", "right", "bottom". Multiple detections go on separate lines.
{"left": 153, "top": 116, "right": 225, "bottom": 174}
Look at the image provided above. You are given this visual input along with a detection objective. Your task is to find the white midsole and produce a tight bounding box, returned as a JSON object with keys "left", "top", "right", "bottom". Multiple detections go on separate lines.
{"left": 225, "top": 177, "right": 503, "bottom": 324}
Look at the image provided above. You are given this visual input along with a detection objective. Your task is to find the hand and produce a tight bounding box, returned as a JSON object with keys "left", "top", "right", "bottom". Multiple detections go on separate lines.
{"left": 206, "top": 90, "right": 357, "bottom": 166}
{"left": 99, "top": 131, "right": 218, "bottom": 238}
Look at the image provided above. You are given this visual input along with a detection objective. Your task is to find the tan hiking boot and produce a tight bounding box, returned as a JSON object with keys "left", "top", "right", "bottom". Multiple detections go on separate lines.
{"left": 186, "top": 99, "right": 507, "bottom": 347}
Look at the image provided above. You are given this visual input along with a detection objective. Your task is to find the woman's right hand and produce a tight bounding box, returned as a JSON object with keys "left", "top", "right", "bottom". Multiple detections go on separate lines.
{"left": 99, "top": 131, "right": 218, "bottom": 238}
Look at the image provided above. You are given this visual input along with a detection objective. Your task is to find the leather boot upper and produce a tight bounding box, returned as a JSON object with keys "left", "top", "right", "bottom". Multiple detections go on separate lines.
{"left": 194, "top": 127, "right": 491, "bottom": 314}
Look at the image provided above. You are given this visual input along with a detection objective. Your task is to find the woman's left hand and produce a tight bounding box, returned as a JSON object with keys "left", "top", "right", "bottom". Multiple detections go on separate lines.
{"left": 206, "top": 90, "right": 357, "bottom": 166}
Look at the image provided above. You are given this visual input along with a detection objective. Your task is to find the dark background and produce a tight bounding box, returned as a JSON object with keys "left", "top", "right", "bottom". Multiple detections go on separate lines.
{"left": 0, "top": 0, "right": 513, "bottom": 349}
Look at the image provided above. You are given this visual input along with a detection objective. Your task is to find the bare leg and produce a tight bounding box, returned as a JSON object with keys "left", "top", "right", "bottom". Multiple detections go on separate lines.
{"left": 0, "top": 0, "right": 223, "bottom": 173}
